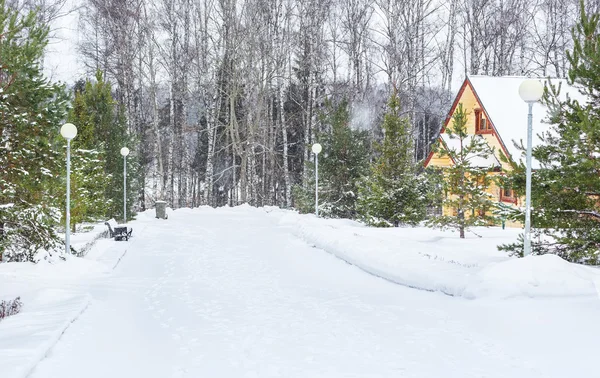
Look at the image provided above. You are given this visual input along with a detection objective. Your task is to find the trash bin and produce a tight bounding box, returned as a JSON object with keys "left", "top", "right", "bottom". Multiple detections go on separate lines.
{"left": 155, "top": 201, "right": 167, "bottom": 219}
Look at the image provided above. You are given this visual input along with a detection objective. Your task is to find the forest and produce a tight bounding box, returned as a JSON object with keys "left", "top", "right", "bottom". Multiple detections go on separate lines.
{"left": 9, "top": 0, "right": 592, "bottom": 209}
{"left": 3, "top": 0, "right": 600, "bottom": 263}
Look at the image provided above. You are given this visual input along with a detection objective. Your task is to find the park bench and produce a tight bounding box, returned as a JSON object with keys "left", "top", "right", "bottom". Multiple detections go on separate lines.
{"left": 104, "top": 219, "right": 133, "bottom": 241}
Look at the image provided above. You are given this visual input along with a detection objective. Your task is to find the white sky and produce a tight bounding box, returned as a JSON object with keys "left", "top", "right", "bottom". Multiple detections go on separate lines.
{"left": 43, "top": 0, "right": 84, "bottom": 85}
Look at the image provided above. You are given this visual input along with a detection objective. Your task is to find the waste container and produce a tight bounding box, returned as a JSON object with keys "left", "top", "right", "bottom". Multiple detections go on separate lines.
{"left": 155, "top": 201, "right": 167, "bottom": 219}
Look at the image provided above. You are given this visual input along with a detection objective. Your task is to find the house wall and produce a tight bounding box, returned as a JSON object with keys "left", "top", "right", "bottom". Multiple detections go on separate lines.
{"left": 428, "top": 151, "right": 453, "bottom": 167}
{"left": 452, "top": 83, "right": 513, "bottom": 171}
{"left": 428, "top": 80, "right": 524, "bottom": 228}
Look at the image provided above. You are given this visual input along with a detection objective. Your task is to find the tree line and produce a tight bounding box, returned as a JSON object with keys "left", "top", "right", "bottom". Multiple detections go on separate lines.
{"left": 69, "top": 0, "right": 594, "bottom": 210}
{"left": 2, "top": 0, "right": 600, "bottom": 265}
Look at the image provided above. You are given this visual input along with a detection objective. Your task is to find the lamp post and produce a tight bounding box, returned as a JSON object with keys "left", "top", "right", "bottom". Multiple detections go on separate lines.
{"left": 312, "top": 143, "right": 322, "bottom": 217}
{"left": 120, "top": 147, "right": 130, "bottom": 223}
{"left": 60, "top": 123, "right": 77, "bottom": 255}
{"left": 518, "top": 79, "right": 544, "bottom": 256}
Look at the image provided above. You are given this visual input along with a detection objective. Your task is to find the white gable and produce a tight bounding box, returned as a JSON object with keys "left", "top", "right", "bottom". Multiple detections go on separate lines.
{"left": 467, "top": 75, "right": 586, "bottom": 169}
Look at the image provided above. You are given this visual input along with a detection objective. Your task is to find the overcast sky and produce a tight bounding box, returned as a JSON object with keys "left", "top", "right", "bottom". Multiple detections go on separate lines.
{"left": 43, "top": 0, "right": 84, "bottom": 85}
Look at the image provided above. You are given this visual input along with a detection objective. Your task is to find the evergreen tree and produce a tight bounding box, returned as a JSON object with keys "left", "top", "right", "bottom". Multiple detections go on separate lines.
{"left": 428, "top": 104, "right": 497, "bottom": 238}
{"left": 291, "top": 161, "right": 316, "bottom": 214}
{"left": 292, "top": 100, "right": 370, "bottom": 218}
{"left": 357, "top": 92, "right": 429, "bottom": 227}
{"left": 319, "top": 100, "right": 370, "bottom": 218}
{"left": 63, "top": 72, "right": 111, "bottom": 231}
{"left": 0, "top": 1, "right": 69, "bottom": 261}
{"left": 501, "top": 3, "right": 600, "bottom": 263}
{"left": 67, "top": 72, "right": 137, "bottom": 222}
{"left": 109, "top": 105, "right": 139, "bottom": 222}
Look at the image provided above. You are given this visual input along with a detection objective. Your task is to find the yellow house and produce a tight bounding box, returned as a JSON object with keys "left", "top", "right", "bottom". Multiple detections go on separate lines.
{"left": 424, "top": 75, "right": 581, "bottom": 227}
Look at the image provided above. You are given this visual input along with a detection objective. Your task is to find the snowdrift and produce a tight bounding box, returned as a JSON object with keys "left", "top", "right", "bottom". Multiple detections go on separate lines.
{"left": 0, "top": 220, "right": 132, "bottom": 378}
{"left": 267, "top": 208, "right": 600, "bottom": 299}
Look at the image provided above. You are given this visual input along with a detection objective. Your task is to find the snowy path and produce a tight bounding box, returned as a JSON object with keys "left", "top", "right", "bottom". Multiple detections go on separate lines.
{"left": 29, "top": 208, "right": 600, "bottom": 377}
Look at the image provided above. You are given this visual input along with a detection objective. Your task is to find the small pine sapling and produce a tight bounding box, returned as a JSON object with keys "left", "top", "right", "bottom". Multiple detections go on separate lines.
{"left": 428, "top": 104, "right": 498, "bottom": 238}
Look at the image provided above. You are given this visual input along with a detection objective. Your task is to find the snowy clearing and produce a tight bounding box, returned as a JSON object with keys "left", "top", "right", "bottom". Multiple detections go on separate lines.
{"left": 1, "top": 206, "right": 600, "bottom": 377}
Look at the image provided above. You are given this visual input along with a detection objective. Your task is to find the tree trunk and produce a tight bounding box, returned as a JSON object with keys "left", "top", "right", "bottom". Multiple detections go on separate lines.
{"left": 204, "top": 95, "right": 217, "bottom": 206}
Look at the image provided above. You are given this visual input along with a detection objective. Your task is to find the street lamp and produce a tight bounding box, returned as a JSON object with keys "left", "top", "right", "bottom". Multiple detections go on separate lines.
{"left": 120, "top": 147, "right": 130, "bottom": 223}
{"left": 518, "top": 79, "right": 544, "bottom": 256}
{"left": 312, "top": 143, "right": 322, "bottom": 217}
{"left": 60, "top": 123, "right": 77, "bottom": 255}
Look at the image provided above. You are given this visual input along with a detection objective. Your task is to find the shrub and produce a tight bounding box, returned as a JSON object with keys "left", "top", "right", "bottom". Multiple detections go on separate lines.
{"left": 0, "top": 297, "right": 23, "bottom": 320}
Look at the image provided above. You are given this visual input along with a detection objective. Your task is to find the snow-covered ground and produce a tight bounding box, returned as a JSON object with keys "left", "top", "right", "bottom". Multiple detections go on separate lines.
{"left": 273, "top": 210, "right": 600, "bottom": 298}
{"left": 2, "top": 206, "right": 600, "bottom": 377}
{"left": 0, "top": 221, "right": 130, "bottom": 378}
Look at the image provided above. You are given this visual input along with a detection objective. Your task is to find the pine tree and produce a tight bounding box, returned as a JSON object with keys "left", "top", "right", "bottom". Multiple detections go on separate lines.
{"left": 67, "top": 72, "right": 137, "bottom": 222}
{"left": 501, "top": 3, "right": 600, "bottom": 263}
{"left": 357, "top": 92, "right": 429, "bottom": 227}
{"left": 291, "top": 161, "right": 316, "bottom": 214}
{"left": 63, "top": 73, "right": 111, "bottom": 231}
{"left": 108, "top": 105, "right": 138, "bottom": 222}
{"left": 318, "top": 100, "right": 370, "bottom": 218}
{"left": 0, "top": 1, "right": 69, "bottom": 261}
{"left": 428, "top": 104, "right": 497, "bottom": 238}
{"left": 292, "top": 99, "right": 370, "bottom": 218}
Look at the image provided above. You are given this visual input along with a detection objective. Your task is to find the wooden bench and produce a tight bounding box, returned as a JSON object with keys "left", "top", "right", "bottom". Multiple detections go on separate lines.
{"left": 105, "top": 219, "right": 133, "bottom": 241}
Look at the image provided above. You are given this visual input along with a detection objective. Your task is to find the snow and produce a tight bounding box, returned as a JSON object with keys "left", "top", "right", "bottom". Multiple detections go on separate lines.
{"left": 467, "top": 254, "right": 600, "bottom": 298}
{"left": 2, "top": 206, "right": 600, "bottom": 377}
{"left": 272, "top": 210, "right": 600, "bottom": 299}
{"left": 0, "top": 223, "right": 127, "bottom": 378}
{"left": 440, "top": 133, "right": 501, "bottom": 167}
{"left": 468, "top": 75, "right": 587, "bottom": 168}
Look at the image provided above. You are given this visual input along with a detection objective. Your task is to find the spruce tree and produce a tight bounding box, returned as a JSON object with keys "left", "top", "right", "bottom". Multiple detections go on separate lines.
{"left": 501, "top": 3, "right": 600, "bottom": 263}
{"left": 291, "top": 161, "right": 315, "bottom": 214}
{"left": 67, "top": 72, "right": 136, "bottom": 222}
{"left": 318, "top": 100, "right": 370, "bottom": 218}
{"left": 292, "top": 100, "right": 370, "bottom": 218}
{"left": 0, "top": 1, "right": 69, "bottom": 261}
{"left": 428, "top": 104, "right": 497, "bottom": 238}
{"left": 63, "top": 73, "right": 111, "bottom": 231}
{"left": 357, "top": 92, "right": 429, "bottom": 227}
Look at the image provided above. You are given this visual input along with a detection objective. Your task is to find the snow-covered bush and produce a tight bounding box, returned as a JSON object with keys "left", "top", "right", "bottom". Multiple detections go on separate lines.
{"left": 0, "top": 297, "right": 23, "bottom": 320}
{"left": 0, "top": 205, "right": 64, "bottom": 262}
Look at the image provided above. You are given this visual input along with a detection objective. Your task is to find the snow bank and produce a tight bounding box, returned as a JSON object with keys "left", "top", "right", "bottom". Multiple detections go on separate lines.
{"left": 465, "top": 254, "right": 600, "bottom": 298}
{"left": 0, "top": 290, "right": 90, "bottom": 378}
{"left": 0, "top": 217, "right": 133, "bottom": 378}
{"left": 0, "top": 258, "right": 94, "bottom": 378}
{"left": 266, "top": 209, "right": 600, "bottom": 299}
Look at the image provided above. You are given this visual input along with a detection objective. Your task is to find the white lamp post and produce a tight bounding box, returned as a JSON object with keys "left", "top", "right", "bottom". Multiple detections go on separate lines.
{"left": 60, "top": 123, "right": 77, "bottom": 255}
{"left": 120, "top": 147, "right": 130, "bottom": 223}
{"left": 518, "top": 79, "right": 544, "bottom": 256}
{"left": 312, "top": 143, "right": 322, "bottom": 217}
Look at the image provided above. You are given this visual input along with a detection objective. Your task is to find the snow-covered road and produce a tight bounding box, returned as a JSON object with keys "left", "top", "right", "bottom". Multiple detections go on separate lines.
{"left": 29, "top": 208, "right": 600, "bottom": 377}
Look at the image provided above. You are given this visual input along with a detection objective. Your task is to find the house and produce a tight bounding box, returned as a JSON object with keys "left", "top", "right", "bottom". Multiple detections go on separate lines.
{"left": 424, "top": 75, "right": 583, "bottom": 226}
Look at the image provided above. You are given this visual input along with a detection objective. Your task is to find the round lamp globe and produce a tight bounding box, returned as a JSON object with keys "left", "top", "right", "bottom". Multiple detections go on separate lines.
{"left": 60, "top": 123, "right": 77, "bottom": 140}
{"left": 312, "top": 143, "right": 322, "bottom": 154}
{"left": 519, "top": 79, "right": 544, "bottom": 103}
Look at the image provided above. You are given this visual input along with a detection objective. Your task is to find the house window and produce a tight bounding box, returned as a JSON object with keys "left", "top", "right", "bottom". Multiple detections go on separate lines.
{"left": 480, "top": 118, "right": 488, "bottom": 130}
{"left": 500, "top": 186, "right": 517, "bottom": 204}
{"left": 475, "top": 109, "right": 491, "bottom": 134}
